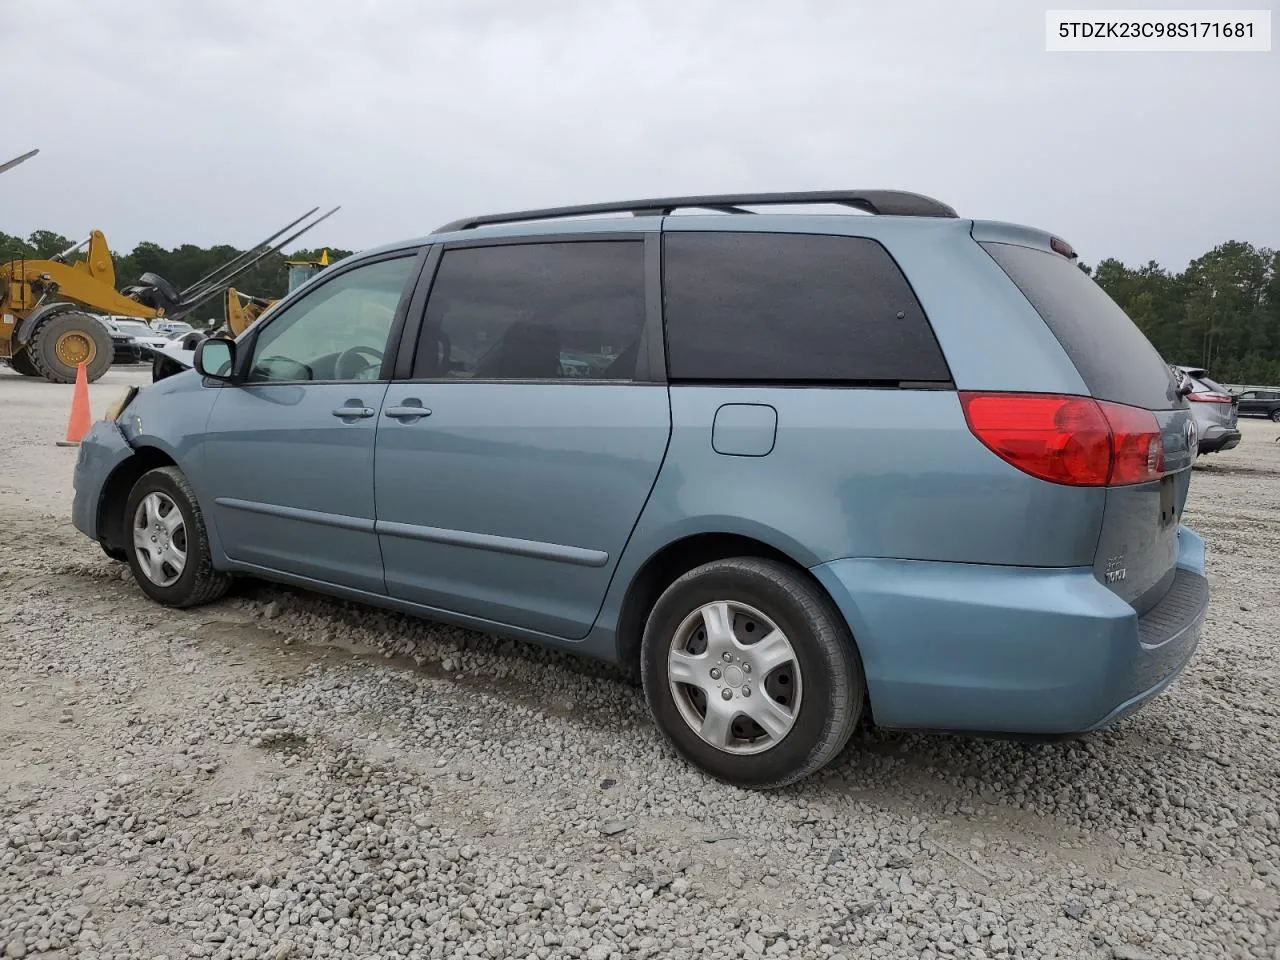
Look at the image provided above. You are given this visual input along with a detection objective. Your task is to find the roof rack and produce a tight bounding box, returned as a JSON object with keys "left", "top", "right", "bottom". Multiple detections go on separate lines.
{"left": 432, "top": 190, "right": 958, "bottom": 233}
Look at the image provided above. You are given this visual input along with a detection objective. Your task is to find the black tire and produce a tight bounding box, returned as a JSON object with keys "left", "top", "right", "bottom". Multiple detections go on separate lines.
{"left": 9, "top": 351, "right": 40, "bottom": 376}
{"left": 1270, "top": 409, "right": 1280, "bottom": 423}
{"left": 124, "top": 466, "right": 231, "bottom": 608}
{"left": 640, "top": 557, "right": 864, "bottom": 789}
{"left": 27, "top": 311, "right": 113, "bottom": 383}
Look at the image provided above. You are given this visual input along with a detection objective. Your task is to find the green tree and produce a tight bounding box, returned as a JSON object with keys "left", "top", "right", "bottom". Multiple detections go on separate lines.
{"left": 26, "top": 229, "right": 75, "bottom": 259}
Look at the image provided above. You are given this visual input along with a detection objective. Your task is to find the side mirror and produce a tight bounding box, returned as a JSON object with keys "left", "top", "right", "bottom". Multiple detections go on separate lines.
{"left": 194, "top": 338, "right": 236, "bottom": 381}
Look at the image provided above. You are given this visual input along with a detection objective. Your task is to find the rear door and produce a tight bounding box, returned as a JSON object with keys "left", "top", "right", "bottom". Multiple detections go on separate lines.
{"left": 374, "top": 235, "right": 671, "bottom": 638}
{"left": 979, "top": 240, "right": 1194, "bottom": 613}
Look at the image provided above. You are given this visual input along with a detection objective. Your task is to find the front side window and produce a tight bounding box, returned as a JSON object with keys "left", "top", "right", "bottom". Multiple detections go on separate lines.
{"left": 411, "top": 240, "right": 646, "bottom": 381}
{"left": 247, "top": 255, "right": 416, "bottom": 383}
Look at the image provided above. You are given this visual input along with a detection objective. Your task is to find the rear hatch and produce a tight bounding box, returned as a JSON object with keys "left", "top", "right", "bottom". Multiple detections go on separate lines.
{"left": 1184, "top": 370, "right": 1238, "bottom": 430}
{"left": 1192, "top": 373, "right": 1233, "bottom": 430}
{"left": 979, "top": 240, "right": 1195, "bottom": 614}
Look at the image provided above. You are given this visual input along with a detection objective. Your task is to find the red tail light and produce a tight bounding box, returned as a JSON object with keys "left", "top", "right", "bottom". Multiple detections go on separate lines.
{"left": 959, "top": 392, "right": 1165, "bottom": 487}
{"left": 1185, "top": 392, "right": 1233, "bottom": 404}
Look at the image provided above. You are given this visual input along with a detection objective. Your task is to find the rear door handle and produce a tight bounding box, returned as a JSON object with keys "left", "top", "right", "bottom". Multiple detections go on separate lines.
{"left": 332, "top": 403, "right": 375, "bottom": 420}
{"left": 384, "top": 402, "right": 431, "bottom": 421}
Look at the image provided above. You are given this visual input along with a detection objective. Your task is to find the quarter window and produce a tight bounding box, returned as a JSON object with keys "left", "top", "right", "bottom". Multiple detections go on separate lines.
{"left": 662, "top": 232, "right": 950, "bottom": 383}
{"left": 412, "top": 241, "right": 647, "bottom": 381}
{"left": 247, "top": 255, "right": 416, "bottom": 383}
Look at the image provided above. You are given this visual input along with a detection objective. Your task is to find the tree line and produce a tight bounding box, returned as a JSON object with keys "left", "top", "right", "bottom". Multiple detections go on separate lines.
{"left": 1080, "top": 241, "right": 1280, "bottom": 386}
{"left": 2, "top": 228, "right": 1277, "bottom": 384}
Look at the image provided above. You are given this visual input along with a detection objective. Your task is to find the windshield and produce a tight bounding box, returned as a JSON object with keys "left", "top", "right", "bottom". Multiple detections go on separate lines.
{"left": 115, "top": 321, "right": 156, "bottom": 335}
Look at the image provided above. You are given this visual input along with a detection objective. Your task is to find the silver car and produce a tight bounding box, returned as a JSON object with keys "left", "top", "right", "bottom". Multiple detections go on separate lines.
{"left": 1174, "top": 365, "right": 1240, "bottom": 456}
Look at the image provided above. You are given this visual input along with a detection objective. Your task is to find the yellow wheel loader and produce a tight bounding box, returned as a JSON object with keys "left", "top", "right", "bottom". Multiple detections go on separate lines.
{"left": 1, "top": 207, "right": 338, "bottom": 384}
{"left": 223, "top": 249, "right": 331, "bottom": 336}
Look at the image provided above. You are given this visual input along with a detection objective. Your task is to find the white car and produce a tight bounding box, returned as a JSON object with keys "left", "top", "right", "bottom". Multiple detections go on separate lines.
{"left": 100, "top": 317, "right": 171, "bottom": 356}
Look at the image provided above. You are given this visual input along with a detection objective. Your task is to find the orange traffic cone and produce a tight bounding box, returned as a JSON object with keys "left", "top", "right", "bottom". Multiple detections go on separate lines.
{"left": 56, "top": 361, "right": 92, "bottom": 447}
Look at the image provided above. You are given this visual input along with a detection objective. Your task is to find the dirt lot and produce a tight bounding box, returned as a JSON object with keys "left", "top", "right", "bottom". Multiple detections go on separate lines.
{"left": 1, "top": 365, "right": 1278, "bottom": 960}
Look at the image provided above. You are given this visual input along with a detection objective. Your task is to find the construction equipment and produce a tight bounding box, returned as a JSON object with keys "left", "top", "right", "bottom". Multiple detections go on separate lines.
{"left": 1, "top": 207, "right": 339, "bottom": 383}
{"left": 222, "top": 248, "right": 332, "bottom": 337}
{"left": 223, "top": 288, "right": 277, "bottom": 337}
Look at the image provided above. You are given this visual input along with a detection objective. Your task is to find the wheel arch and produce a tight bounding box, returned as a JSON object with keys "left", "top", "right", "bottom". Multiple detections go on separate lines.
{"left": 611, "top": 530, "right": 848, "bottom": 683}
{"left": 97, "top": 446, "right": 179, "bottom": 557}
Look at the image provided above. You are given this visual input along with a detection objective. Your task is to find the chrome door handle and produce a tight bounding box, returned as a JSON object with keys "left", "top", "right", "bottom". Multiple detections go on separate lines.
{"left": 332, "top": 404, "right": 375, "bottom": 420}
{"left": 384, "top": 404, "right": 431, "bottom": 421}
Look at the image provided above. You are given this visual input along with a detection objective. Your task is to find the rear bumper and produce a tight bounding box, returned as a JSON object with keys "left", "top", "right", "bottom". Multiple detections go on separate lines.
{"left": 810, "top": 525, "right": 1208, "bottom": 735}
{"left": 1198, "top": 427, "right": 1240, "bottom": 454}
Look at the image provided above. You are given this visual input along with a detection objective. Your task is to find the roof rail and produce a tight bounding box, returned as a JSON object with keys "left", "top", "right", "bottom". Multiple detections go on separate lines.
{"left": 432, "top": 189, "right": 958, "bottom": 233}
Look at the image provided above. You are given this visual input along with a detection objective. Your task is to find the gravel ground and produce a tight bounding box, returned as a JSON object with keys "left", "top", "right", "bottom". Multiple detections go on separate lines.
{"left": 1, "top": 365, "right": 1278, "bottom": 960}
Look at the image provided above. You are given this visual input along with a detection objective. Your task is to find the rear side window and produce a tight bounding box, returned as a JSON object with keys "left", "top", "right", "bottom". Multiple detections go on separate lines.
{"left": 1192, "top": 375, "right": 1230, "bottom": 394}
{"left": 980, "top": 242, "right": 1180, "bottom": 410}
{"left": 662, "top": 232, "right": 950, "bottom": 384}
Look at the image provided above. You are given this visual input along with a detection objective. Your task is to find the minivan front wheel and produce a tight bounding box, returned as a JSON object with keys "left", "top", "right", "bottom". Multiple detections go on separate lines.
{"left": 124, "top": 466, "right": 231, "bottom": 608}
{"left": 641, "top": 557, "right": 863, "bottom": 789}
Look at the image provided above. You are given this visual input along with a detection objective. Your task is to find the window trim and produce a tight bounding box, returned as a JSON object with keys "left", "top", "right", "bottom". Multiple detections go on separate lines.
{"left": 657, "top": 229, "right": 954, "bottom": 388}
{"left": 394, "top": 232, "right": 664, "bottom": 386}
{"left": 231, "top": 246, "right": 429, "bottom": 387}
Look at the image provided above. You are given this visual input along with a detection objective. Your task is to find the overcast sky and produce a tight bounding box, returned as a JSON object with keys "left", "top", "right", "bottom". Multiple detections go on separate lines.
{"left": 3, "top": 0, "right": 1275, "bottom": 270}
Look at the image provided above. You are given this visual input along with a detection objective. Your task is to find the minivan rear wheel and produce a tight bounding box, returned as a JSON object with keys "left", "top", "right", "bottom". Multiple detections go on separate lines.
{"left": 640, "top": 557, "right": 863, "bottom": 789}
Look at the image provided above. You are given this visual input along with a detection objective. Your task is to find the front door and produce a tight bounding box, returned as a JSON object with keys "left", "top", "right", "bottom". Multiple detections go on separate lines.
{"left": 201, "top": 252, "right": 421, "bottom": 593}
{"left": 374, "top": 238, "right": 671, "bottom": 638}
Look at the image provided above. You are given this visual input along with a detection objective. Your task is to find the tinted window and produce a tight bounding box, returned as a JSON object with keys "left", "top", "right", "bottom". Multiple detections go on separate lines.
{"left": 980, "top": 242, "right": 1181, "bottom": 410}
{"left": 412, "top": 241, "right": 646, "bottom": 381}
{"left": 1193, "top": 375, "right": 1230, "bottom": 394}
{"left": 248, "top": 256, "right": 415, "bottom": 383}
{"left": 662, "top": 232, "right": 949, "bottom": 383}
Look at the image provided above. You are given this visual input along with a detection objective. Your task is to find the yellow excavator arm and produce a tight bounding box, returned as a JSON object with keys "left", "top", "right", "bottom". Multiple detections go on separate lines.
{"left": 224, "top": 288, "right": 278, "bottom": 336}
{"left": 0, "top": 230, "right": 162, "bottom": 323}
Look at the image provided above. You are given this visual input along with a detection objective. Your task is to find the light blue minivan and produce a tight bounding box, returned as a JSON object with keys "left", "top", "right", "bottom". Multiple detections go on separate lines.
{"left": 72, "top": 191, "right": 1209, "bottom": 788}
